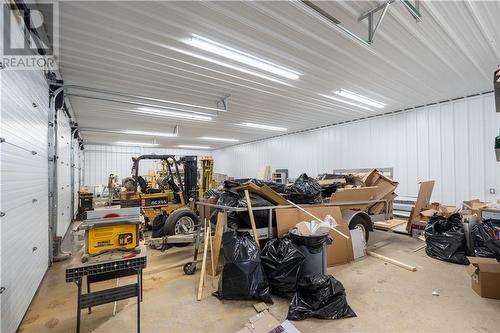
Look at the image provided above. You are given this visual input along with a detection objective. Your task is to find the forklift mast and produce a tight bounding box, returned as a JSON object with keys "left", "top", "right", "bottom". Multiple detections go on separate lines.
{"left": 130, "top": 155, "right": 198, "bottom": 202}
{"left": 179, "top": 156, "right": 198, "bottom": 202}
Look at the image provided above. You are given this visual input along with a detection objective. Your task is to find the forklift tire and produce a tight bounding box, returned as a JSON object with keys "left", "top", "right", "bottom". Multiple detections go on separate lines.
{"left": 348, "top": 215, "right": 370, "bottom": 243}
{"left": 163, "top": 209, "right": 199, "bottom": 246}
{"left": 151, "top": 214, "right": 167, "bottom": 238}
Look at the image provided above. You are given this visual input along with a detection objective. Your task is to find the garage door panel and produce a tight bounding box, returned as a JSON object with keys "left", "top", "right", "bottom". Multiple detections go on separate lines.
{"left": 56, "top": 111, "right": 72, "bottom": 237}
{"left": 1, "top": 69, "right": 49, "bottom": 333}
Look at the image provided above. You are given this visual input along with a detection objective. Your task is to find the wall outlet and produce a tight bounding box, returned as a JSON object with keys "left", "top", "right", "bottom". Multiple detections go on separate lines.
{"left": 489, "top": 188, "right": 496, "bottom": 194}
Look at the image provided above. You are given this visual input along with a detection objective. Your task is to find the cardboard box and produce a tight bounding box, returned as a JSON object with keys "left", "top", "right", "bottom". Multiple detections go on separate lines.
{"left": 406, "top": 180, "right": 435, "bottom": 232}
{"left": 237, "top": 310, "right": 301, "bottom": 333}
{"left": 411, "top": 221, "right": 427, "bottom": 238}
{"left": 463, "top": 199, "right": 488, "bottom": 216}
{"left": 275, "top": 205, "right": 354, "bottom": 267}
{"left": 330, "top": 186, "right": 378, "bottom": 210}
{"left": 466, "top": 257, "right": 500, "bottom": 299}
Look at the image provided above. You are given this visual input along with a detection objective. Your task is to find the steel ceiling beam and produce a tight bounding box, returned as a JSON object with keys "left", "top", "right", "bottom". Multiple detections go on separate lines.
{"left": 358, "top": 0, "right": 421, "bottom": 44}
{"left": 67, "top": 93, "right": 218, "bottom": 117}
{"left": 302, "top": 0, "right": 421, "bottom": 46}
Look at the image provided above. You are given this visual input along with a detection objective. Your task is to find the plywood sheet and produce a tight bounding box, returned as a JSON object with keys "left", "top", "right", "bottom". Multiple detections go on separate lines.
{"left": 406, "top": 180, "right": 435, "bottom": 232}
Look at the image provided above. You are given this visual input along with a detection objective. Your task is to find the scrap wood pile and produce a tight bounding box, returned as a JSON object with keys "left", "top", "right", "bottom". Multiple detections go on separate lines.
{"left": 406, "top": 180, "right": 500, "bottom": 266}
{"left": 325, "top": 169, "right": 399, "bottom": 216}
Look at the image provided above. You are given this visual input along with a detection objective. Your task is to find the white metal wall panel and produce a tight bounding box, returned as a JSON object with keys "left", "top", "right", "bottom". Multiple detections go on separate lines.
{"left": 213, "top": 93, "right": 500, "bottom": 206}
{"left": 83, "top": 145, "right": 212, "bottom": 186}
{"left": 0, "top": 69, "right": 49, "bottom": 333}
{"left": 56, "top": 111, "right": 72, "bottom": 237}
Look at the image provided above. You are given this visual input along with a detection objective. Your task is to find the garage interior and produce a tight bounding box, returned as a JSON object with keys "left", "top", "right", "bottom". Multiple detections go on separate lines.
{"left": 2, "top": 1, "right": 500, "bottom": 333}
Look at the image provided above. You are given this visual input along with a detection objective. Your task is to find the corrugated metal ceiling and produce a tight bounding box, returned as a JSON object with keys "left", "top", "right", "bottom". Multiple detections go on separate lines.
{"left": 51, "top": 1, "right": 500, "bottom": 149}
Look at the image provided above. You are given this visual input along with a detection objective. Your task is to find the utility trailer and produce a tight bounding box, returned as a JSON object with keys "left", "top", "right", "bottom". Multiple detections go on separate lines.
{"left": 176, "top": 199, "right": 392, "bottom": 275}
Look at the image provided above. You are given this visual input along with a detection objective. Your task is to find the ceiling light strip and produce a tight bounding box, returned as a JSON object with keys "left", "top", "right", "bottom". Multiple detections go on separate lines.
{"left": 200, "top": 137, "right": 239, "bottom": 142}
{"left": 177, "top": 145, "right": 211, "bottom": 149}
{"left": 188, "top": 34, "right": 301, "bottom": 81}
{"left": 320, "top": 94, "right": 374, "bottom": 111}
{"left": 333, "top": 89, "right": 385, "bottom": 108}
{"left": 240, "top": 122, "right": 287, "bottom": 132}
{"left": 115, "top": 141, "right": 159, "bottom": 147}
{"left": 135, "top": 107, "right": 213, "bottom": 121}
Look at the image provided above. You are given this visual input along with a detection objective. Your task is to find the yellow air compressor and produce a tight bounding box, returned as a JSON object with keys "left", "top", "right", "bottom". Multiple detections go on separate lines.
{"left": 78, "top": 214, "right": 141, "bottom": 262}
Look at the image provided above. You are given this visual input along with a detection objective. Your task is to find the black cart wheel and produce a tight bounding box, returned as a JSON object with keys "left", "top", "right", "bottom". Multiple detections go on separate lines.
{"left": 183, "top": 262, "right": 196, "bottom": 275}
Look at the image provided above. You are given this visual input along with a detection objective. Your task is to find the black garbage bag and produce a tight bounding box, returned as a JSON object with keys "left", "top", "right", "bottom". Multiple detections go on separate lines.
{"left": 225, "top": 178, "right": 287, "bottom": 194}
{"left": 287, "top": 274, "right": 356, "bottom": 321}
{"left": 209, "top": 190, "right": 241, "bottom": 227}
{"left": 213, "top": 231, "right": 272, "bottom": 303}
{"left": 261, "top": 237, "right": 306, "bottom": 298}
{"left": 236, "top": 193, "right": 275, "bottom": 229}
{"left": 472, "top": 219, "right": 500, "bottom": 260}
{"left": 284, "top": 173, "right": 322, "bottom": 204}
{"left": 425, "top": 213, "right": 470, "bottom": 265}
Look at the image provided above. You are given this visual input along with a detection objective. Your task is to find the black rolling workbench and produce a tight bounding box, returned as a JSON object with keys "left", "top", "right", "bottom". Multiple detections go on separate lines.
{"left": 65, "top": 245, "right": 147, "bottom": 333}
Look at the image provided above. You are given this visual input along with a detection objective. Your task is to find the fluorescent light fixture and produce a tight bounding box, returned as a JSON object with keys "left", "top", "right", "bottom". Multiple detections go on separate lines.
{"left": 135, "top": 107, "right": 213, "bottom": 121}
{"left": 200, "top": 136, "right": 239, "bottom": 142}
{"left": 187, "top": 34, "right": 301, "bottom": 81}
{"left": 240, "top": 122, "right": 287, "bottom": 132}
{"left": 177, "top": 145, "right": 211, "bottom": 149}
{"left": 333, "top": 89, "right": 385, "bottom": 108}
{"left": 122, "top": 130, "right": 177, "bottom": 137}
{"left": 115, "top": 141, "right": 159, "bottom": 147}
{"left": 320, "top": 94, "right": 373, "bottom": 111}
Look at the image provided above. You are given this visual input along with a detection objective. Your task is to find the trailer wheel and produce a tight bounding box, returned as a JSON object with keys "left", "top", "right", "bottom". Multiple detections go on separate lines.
{"left": 348, "top": 215, "right": 370, "bottom": 242}
{"left": 183, "top": 262, "right": 196, "bottom": 275}
{"left": 163, "top": 209, "right": 198, "bottom": 247}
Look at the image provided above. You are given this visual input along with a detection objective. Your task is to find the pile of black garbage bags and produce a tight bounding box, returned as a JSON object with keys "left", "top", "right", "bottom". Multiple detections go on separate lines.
{"left": 210, "top": 174, "right": 322, "bottom": 229}
{"left": 424, "top": 213, "right": 500, "bottom": 265}
{"left": 214, "top": 230, "right": 356, "bottom": 321}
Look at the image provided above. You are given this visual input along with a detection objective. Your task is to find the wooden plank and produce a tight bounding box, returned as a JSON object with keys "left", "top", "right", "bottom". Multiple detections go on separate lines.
{"left": 212, "top": 212, "right": 225, "bottom": 275}
{"left": 406, "top": 180, "right": 435, "bottom": 232}
{"left": 367, "top": 251, "right": 417, "bottom": 272}
{"left": 197, "top": 222, "right": 210, "bottom": 301}
{"left": 234, "top": 182, "right": 287, "bottom": 205}
{"left": 373, "top": 218, "right": 407, "bottom": 230}
{"left": 259, "top": 185, "right": 288, "bottom": 205}
{"left": 244, "top": 190, "right": 261, "bottom": 248}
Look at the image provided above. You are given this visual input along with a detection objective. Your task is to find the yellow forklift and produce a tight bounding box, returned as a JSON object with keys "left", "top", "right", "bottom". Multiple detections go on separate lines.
{"left": 120, "top": 155, "right": 200, "bottom": 240}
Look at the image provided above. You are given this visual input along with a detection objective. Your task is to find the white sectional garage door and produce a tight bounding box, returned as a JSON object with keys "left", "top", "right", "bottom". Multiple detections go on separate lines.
{"left": 0, "top": 70, "right": 50, "bottom": 333}
{"left": 56, "top": 111, "right": 72, "bottom": 237}
{"left": 72, "top": 137, "right": 81, "bottom": 216}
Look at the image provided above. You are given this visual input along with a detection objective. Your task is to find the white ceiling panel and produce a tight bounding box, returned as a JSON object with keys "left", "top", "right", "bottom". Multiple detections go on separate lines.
{"left": 47, "top": 1, "right": 499, "bottom": 148}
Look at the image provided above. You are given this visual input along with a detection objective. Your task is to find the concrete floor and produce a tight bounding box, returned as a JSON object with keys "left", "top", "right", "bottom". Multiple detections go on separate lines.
{"left": 19, "top": 230, "right": 500, "bottom": 333}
